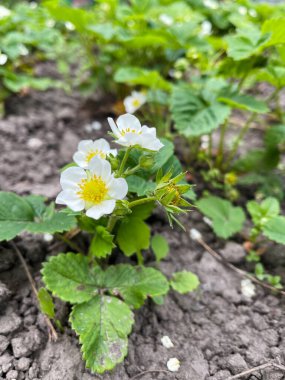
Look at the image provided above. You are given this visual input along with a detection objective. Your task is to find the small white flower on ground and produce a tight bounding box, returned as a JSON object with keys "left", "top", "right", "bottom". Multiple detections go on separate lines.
{"left": 167, "top": 358, "right": 180, "bottom": 372}
{"left": 159, "top": 14, "right": 173, "bottom": 26}
{"left": 73, "top": 138, "right": 117, "bottom": 168}
{"left": 43, "top": 233, "right": 53, "bottom": 243}
{"left": 200, "top": 20, "right": 212, "bottom": 36}
{"left": 108, "top": 113, "right": 164, "bottom": 151}
{"left": 56, "top": 157, "right": 128, "bottom": 220}
{"left": 189, "top": 228, "right": 202, "bottom": 241}
{"left": 161, "top": 336, "right": 174, "bottom": 349}
{"left": 123, "top": 91, "right": 146, "bottom": 114}
{"left": 241, "top": 279, "right": 256, "bottom": 299}
{"left": 0, "top": 6, "right": 11, "bottom": 19}
{"left": 203, "top": 216, "right": 213, "bottom": 227}
{"left": 0, "top": 53, "right": 7, "bottom": 66}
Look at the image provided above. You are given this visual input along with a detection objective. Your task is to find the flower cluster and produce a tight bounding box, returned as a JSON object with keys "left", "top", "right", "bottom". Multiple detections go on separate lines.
{"left": 56, "top": 114, "right": 163, "bottom": 219}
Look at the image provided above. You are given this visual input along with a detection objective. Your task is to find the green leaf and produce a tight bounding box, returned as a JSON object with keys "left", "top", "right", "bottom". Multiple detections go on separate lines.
{"left": 42, "top": 253, "right": 169, "bottom": 309}
{"left": 151, "top": 235, "right": 169, "bottom": 262}
{"left": 114, "top": 67, "right": 171, "bottom": 91}
{"left": 218, "top": 93, "right": 269, "bottom": 114}
{"left": 263, "top": 216, "right": 285, "bottom": 244}
{"left": 247, "top": 197, "right": 280, "bottom": 226}
{"left": 131, "top": 202, "right": 154, "bottom": 220}
{"left": 170, "top": 271, "right": 200, "bottom": 294}
{"left": 126, "top": 175, "right": 156, "bottom": 196}
{"left": 89, "top": 226, "right": 115, "bottom": 259}
{"left": 26, "top": 212, "right": 77, "bottom": 234}
{"left": 70, "top": 295, "right": 134, "bottom": 374}
{"left": 0, "top": 192, "right": 34, "bottom": 241}
{"left": 38, "top": 287, "right": 55, "bottom": 319}
{"left": 262, "top": 18, "right": 285, "bottom": 47}
{"left": 196, "top": 196, "right": 245, "bottom": 239}
{"left": 117, "top": 217, "right": 151, "bottom": 256}
{"left": 265, "top": 125, "right": 285, "bottom": 148}
{"left": 170, "top": 85, "right": 230, "bottom": 137}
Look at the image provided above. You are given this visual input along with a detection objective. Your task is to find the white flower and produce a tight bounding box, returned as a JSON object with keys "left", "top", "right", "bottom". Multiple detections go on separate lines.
{"left": 238, "top": 6, "right": 247, "bottom": 15}
{"left": 43, "top": 233, "right": 53, "bottom": 243}
{"left": 161, "top": 336, "right": 174, "bottom": 349}
{"left": 65, "top": 21, "right": 75, "bottom": 31}
{"left": 203, "top": 0, "right": 218, "bottom": 9}
{"left": 0, "top": 6, "right": 11, "bottom": 19}
{"left": 167, "top": 358, "right": 180, "bottom": 372}
{"left": 0, "top": 53, "right": 7, "bottom": 66}
{"left": 200, "top": 20, "right": 212, "bottom": 36}
{"left": 84, "top": 121, "right": 102, "bottom": 133}
{"left": 159, "top": 14, "right": 173, "bottom": 26}
{"left": 241, "top": 279, "right": 256, "bottom": 299}
{"left": 189, "top": 228, "right": 202, "bottom": 241}
{"left": 73, "top": 139, "right": 117, "bottom": 169}
{"left": 123, "top": 91, "right": 146, "bottom": 114}
{"left": 56, "top": 157, "right": 128, "bottom": 220}
{"left": 108, "top": 113, "right": 164, "bottom": 151}
{"left": 249, "top": 9, "right": 257, "bottom": 17}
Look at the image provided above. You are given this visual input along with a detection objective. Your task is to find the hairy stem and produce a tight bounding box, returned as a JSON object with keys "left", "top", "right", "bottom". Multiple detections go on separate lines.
{"left": 118, "top": 146, "right": 132, "bottom": 177}
{"left": 128, "top": 196, "right": 156, "bottom": 209}
{"left": 136, "top": 250, "right": 144, "bottom": 265}
{"left": 55, "top": 234, "right": 84, "bottom": 255}
{"left": 107, "top": 215, "right": 119, "bottom": 233}
{"left": 216, "top": 119, "right": 229, "bottom": 168}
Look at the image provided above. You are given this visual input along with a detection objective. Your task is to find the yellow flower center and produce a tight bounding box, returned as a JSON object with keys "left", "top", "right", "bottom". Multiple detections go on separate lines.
{"left": 132, "top": 99, "right": 141, "bottom": 107}
{"left": 77, "top": 175, "right": 108, "bottom": 204}
{"left": 121, "top": 127, "right": 142, "bottom": 136}
{"left": 85, "top": 149, "right": 106, "bottom": 163}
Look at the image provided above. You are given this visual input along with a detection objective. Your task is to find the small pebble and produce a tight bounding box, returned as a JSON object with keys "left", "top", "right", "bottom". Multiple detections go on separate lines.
{"left": 27, "top": 138, "right": 43, "bottom": 149}
{"left": 6, "top": 369, "right": 18, "bottom": 380}
{"left": 161, "top": 336, "right": 174, "bottom": 349}
{"left": 241, "top": 279, "right": 256, "bottom": 299}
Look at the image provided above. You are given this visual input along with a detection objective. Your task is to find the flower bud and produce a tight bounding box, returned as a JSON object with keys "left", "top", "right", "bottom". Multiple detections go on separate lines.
{"left": 139, "top": 155, "right": 155, "bottom": 169}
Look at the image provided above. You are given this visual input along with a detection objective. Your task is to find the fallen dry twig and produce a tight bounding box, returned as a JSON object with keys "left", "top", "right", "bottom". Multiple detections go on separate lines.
{"left": 227, "top": 362, "right": 285, "bottom": 379}
{"left": 11, "top": 241, "right": 58, "bottom": 341}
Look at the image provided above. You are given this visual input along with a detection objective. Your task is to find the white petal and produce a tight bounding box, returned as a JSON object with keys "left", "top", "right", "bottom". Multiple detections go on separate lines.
{"left": 142, "top": 125, "right": 156, "bottom": 136}
{"left": 116, "top": 113, "right": 141, "bottom": 132}
{"left": 161, "top": 336, "right": 174, "bottom": 349}
{"left": 93, "top": 138, "right": 110, "bottom": 151}
{"left": 115, "top": 137, "right": 131, "bottom": 147}
{"left": 124, "top": 97, "right": 136, "bottom": 114}
{"left": 56, "top": 190, "right": 85, "bottom": 211}
{"left": 108, "top": 178, "right": 128, "bottom": 200}
{"left": 73, "top": 151, "right": 88, "bottom": 168}
{"left": 108, "top": 117, "right": 121, "bottom": 138}
{"left": 86, "top": 200, "right": 116, "bottom": 219}
{"left": 109, "top": 148, "right": 118, "bottom": 157}
{"left": 78, "top": 140, "right": 94, "bottom": 152}
{"left": 88, "top": 156, "right": 111, "bottom": 181}
{"left": 123, "top": 132, "right": 141, "bottom": 147}
{"left": 60, "top": 167, "right": 87, "bottom": 190}
{"left": 140, "top": 134, "right": 164, "bottom": 151}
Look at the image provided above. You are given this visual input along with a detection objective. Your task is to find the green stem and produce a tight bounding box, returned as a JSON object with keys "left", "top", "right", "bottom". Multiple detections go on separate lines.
{"left": 124, "top": 164, "right": 141, "bottom": 177}
{"left": 216, "top": 119, "right": 229, "bottom": 168}
{"left": 117, "top": 146, "right": 132, "bottom": 177}
{"left": 136, "top": 250, "right": 144, "bottom": 265}
{"left": 55, "top": 234, "right": 84, "bottom": 254}
{"left": 128, "top": 196, "right": 156, "bottom": 209}
{"left": 107, "top": 215, "right": 118, "bottom": 233}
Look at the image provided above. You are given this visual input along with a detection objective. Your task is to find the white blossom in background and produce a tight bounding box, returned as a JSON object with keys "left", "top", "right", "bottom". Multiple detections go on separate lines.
{"left": 46, "top": 19, "right": 56, "bottom": 28}
{"left": 73, "top": 139, "right": 117, "bottom": 168}
{"left": 203, "top": 216, "right": 213, "bottom": 227}
{"left": 0, "top": 53, "right": 7, "bottom": 66}
{"left": 161, "top": 336, "right": 174, "bottom": 349}
{"left": 201, "top": 135, "right": 209, "bottom": 150}
{"left": 189, "top": 228, "right": 202, "bottom": 241}
{"left": 0, "top": 6, "right": 11, "bottom": 19}
{"left": 200, "top": 20, "right": 212, "bottom": 36}
{"left": 19, "top": 45, "right": 29, "bottom": 56}
{"left": 123, "top": 91, "right": 146, "bottom": 114}
{"left": 241, "top": 279, "right": 256, "bottom": 299}
{"left": 29, "top": 2, "right": 38, "bottom": 9}
{"left": 203, "top": 0, "right": 218, "bottom": 9}
{"left": 238, "top": 6, "right": 247, "bottom": 15}
{"left": 56, "top": 157, "right": 128, "bottom": 220}
{"left": 108, "top": 113, "right": 164, "bottom": 151}
{"left": 167, "top": 358, "right": 180, "bottom": 372}
{"left": 84, "top": 121, "right": 102, "bottom": 133}
{"left": 249, "top": 9, "right": 257, "bottom": 17}
{"left": 65, "top": 22, "right": 75, "bottom": 31}
{"left": 159, "top": 14, "right": 174, "bottom": 26}
{"left": 43, "top": 233, "right": 53, "bottom": 243}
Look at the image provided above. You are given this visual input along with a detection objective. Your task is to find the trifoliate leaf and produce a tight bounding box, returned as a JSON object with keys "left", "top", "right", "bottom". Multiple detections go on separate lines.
{"left": 151, "top": 234, "right": 169, "bottom": 262}
{"left": 262, "top": 216, "right": 285, "bottom": 244}
{"left": 170, "top": 271, "right": 200, "bottom": 294}
{"left": 196, "top": 196, "right": 245, "bottom": 239}
{"left": 117, "top": 217, "right": 150, "bottom": 256}
{"left": 38, "top": 287, "right": 55, "bottom": 319}
{"left": 170, "top": 85, "right": 230, "bottom": 137}
{"left": 247, "top": 197, "right": 280, "bottom": 226}
{"left": 89, "top": 226, "right": 115, "bottom": 258}
{"left": 26, "top": 212, "right": 77, "bottom": 234}
{"left": 42, "top": 253, "right": 169, "bottom": 309}
{"left": 70, "top": 296, "right": 134, "bottom": 374}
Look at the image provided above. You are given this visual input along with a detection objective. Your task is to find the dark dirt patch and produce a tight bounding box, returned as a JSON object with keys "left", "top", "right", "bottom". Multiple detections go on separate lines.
{"left": 0, "top": 89, "right": 285, "bottom": 380}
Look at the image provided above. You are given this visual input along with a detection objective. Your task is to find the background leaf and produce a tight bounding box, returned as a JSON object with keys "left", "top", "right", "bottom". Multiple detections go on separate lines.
{"left": 151, "top": 234, "right": 169, "bottom": 262}
{"left": 262, "top": 216, "right": 285, "bottom": 244}
{"left": 117, "top": 217, "right": 150, "bottom": 256}
{"left": 170, "top": 271, "right": 200, "bottom": 294}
